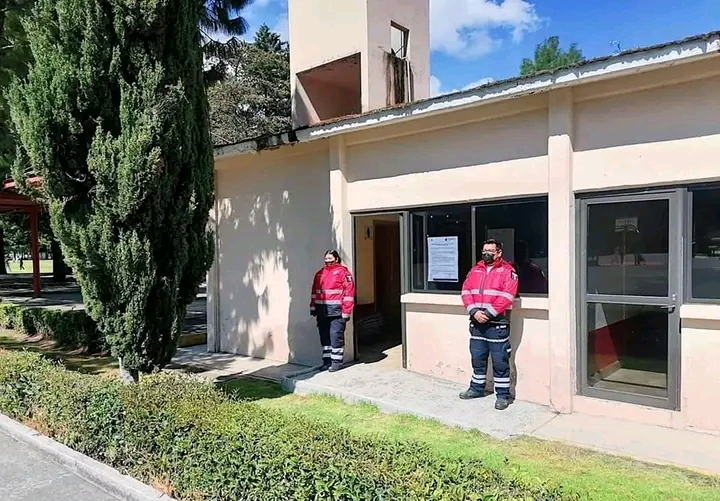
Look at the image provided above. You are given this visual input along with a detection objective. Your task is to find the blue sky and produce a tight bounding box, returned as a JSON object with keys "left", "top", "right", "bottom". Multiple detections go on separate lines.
{"left": 233, "top": 0, "right": 720, "bottom": 96}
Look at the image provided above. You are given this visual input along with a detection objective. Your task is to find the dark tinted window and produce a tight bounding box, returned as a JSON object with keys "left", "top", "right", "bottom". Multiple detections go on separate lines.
{"left": 691, "top": 188, "right": 720, "bottom": 300}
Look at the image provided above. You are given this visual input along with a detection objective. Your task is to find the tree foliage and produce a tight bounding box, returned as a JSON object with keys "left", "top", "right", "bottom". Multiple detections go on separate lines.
{"left": 200, "top": 0, "right": 254, "bottom": 85}
{"left": 0, "top": 0, "right": 33, "bottom": 174}
{"left": 208, "top": 24, "right": 291, "bottom": 145}
{"left": 520, "top": 36, "right": 585, "bottom": 76}
{"left": 8, "top": 0, "right": 215, "bottom": 381}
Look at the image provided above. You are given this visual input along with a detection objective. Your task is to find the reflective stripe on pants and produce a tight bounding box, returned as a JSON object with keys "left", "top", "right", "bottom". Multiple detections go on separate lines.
{"left": 317, "top": 316, "right": 346, "bottom": 364}
{"left": 468, "top": 323, "right": 512, "bottom": 399}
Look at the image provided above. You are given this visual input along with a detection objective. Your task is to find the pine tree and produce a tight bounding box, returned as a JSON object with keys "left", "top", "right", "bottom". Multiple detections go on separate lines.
{"left": 520, "top": 36, "right": 585, "bottom": 76}
{"left": 8, "top": 0, "right": 215, "bottom": 382}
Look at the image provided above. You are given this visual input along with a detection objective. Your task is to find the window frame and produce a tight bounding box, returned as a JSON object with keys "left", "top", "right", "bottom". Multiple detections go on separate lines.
{"left": 684, "top": 184, "right": 720, "bottom": 304}
{"left": 390, "top": 22, "right": 409, "bottom": 59}
{"left": 408, "top": 196, "right": 550, "bottom": 296}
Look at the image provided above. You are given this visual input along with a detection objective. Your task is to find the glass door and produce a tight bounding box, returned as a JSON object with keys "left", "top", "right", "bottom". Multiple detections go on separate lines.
{"left": 579, "top": 191, "right": 682, "bottom": 410}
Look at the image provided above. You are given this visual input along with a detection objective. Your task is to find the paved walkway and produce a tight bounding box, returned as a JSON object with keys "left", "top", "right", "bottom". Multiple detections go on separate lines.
{"left": 171, "top": 344, "right": 307, "bottom": 382}
{"left": 0, "top": 431, "right": 120, "bottom": 501}
{"left": 284, "top": 362, "right": 556, "bottom": 439}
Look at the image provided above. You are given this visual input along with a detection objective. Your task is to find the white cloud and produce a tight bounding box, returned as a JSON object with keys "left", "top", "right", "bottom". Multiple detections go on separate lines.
{"left": 462, "top": 77, "right": 494, "bottom": 90}
{"left": 430, "top": 0, "right": 540, "bottom": 59}
{"left": 430, "top": 75, "right": 495, "bottom": 96}
{"left": 430, "top": 75, "right": 443, "bottom": 97}
{"left": 271, "top": 13, "right": 289, "bottom": 41}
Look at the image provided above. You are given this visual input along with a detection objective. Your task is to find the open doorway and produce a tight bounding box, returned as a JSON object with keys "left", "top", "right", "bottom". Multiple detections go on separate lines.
{"left": 353, "top": 213, "right": 403, "bottom": 368}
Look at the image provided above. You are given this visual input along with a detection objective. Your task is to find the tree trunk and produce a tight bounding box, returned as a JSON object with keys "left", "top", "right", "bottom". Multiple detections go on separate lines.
{"left": 118, "top": 358, "right": 139, "bottom": 384}
{"left": 51, "top": 238, "right": 68, "bottom": 282}
{"left": 0, "top": 226, "right": 6, "bottom": 275}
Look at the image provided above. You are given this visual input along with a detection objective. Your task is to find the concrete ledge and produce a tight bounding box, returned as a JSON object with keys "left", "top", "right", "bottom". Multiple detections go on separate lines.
{"left": 401, "top": 292, "right": 549, "bottom": 311}
{"left": 0, "top": 413, "right": 174, "bottom": 501}
{"left": 680, "top": 303, "right": 720, "bottom": 321}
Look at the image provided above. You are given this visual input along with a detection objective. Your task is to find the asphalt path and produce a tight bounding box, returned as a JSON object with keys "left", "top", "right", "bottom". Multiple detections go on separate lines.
{"left": 0, "top": 431, "right": 121, "bottom": 501}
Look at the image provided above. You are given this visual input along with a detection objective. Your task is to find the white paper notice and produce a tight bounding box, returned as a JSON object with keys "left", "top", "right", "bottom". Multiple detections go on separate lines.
{"left": 487, "top": 228, "right": 515, "bottom": 264}
{"left": 427, "top": 236, "right": 459, "bottom": 282}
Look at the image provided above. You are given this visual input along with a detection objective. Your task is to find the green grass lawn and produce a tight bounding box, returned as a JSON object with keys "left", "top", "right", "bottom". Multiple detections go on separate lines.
{"left": 6, "top": 259, "right": 54, "bottom": 274}
{"left": 222, "top": 379, "right": 720, "bottom": 501}
{"left": 2, "top": 328, "right": 718, "bottom": 501}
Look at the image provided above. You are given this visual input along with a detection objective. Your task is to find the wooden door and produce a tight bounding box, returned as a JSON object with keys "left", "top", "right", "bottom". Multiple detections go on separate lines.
{"left": 374, "top": 221, "right": 401, "bottom": 330}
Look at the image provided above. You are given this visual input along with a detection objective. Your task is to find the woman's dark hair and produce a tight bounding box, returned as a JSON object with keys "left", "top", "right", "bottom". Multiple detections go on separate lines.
{"left": 325, "top": 249, "right": 341, "bottom": 264}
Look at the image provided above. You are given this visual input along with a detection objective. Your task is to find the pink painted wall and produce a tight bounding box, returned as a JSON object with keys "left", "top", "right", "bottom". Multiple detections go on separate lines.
{"left": 403, "top": 295, "right": 551, "bottom": 406}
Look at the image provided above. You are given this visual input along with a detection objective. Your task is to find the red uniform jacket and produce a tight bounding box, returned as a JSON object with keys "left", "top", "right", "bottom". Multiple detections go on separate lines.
{"left": 461, "top": 259, "right": 519, "bottom": 323}
{"left": 310, "top": 264, "right": 355, "bottom": 319}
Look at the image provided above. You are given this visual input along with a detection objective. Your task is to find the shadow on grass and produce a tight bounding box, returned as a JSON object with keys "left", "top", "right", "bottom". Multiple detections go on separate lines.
{"left": 0, "top": 330, "right": 117, "bottom": 376}
{"left": 217, "top": 376, "right": 289, "bottom": 402}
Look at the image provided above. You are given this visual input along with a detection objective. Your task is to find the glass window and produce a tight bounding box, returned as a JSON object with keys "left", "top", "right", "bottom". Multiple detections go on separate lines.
{"left": 390, "top": 23, "right": 409, "bottom": 58}
{"left": 691, "top": 187, "right": 720, "bottom": 300}
{"left": 474, "top": 199, "right": 549, "bottom": 295}
{"left": 586, "top": 199, "right": 669, "bottom": 297}
{"left": 585, "top": 302, "right": 668, "bottom": 398}
{"left": 410, "top": 205, "right": 472, "bottom": 292}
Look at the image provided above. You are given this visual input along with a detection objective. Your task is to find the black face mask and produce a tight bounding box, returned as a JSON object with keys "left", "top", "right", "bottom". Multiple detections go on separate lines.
{"left": 481, "top": 252, "right": 495, "bottom": 264}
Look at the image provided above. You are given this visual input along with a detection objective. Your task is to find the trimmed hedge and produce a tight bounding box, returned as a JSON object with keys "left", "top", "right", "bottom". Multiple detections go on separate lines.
{"left": 0, "top": 303, "right": 106, "bottom": 352}
{"left": 0, "top": 351, "right": 575, "bottom": 501}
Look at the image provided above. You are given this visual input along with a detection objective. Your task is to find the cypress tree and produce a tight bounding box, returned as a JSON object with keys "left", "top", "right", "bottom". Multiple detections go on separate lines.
{"left": 8, "top": 0, "right": 214, "bottom": 382}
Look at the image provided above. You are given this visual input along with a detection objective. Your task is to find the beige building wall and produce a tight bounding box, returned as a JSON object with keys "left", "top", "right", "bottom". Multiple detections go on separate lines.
{"left": 211, "top": 57, "right": 720, "bottom": 433}
{"left": 563, "top": 64, "right": 720, "bottom": 433}
{"left": 345, "top": 98, "right": 550, "bottom": 211}
{"left": 288, "top": 0, "right": 367, "bottom": 75}
{"left": 403, "top": 295, "right": 551, "bottom": 405}
{"left": 210, "top": 141, "right": 334, "bottom": 367}
{"left": 365, "top": 0, "right": 431, "bottom": 110}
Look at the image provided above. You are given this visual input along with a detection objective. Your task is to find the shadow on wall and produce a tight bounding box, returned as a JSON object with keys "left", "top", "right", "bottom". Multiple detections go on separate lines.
{"left": 214, "top": 146, "right": 339, "bottom": 367}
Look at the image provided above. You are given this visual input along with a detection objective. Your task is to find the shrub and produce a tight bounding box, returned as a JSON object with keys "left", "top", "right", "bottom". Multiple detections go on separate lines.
{"left": 0, "top": 303, "right": 105, "bottom": 352}
{"left": 0, "top": 350, "right": 574, "bottom": 501}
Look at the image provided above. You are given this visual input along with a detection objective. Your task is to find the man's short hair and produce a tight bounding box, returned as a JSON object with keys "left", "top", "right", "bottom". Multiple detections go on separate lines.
{"left": 483, "top": 239, "right": 503, "bottom": 251}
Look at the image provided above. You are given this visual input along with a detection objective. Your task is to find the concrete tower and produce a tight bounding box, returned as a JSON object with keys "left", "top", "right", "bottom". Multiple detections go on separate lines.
{"left": 288, "top": 0, "right": 430, "bottom": 128}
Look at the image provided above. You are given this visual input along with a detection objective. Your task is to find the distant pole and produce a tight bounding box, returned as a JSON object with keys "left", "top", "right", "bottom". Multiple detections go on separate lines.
{"left": 30, "top": 209, "right": 41, "bottom": 297}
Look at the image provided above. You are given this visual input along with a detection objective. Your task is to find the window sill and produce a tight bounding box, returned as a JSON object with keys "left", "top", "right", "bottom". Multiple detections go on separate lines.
{"left": 680, "top": 304, "right": 720, "bottom": 321}
{"left": 401, "top": 293, "right": 549, "bottom": 311}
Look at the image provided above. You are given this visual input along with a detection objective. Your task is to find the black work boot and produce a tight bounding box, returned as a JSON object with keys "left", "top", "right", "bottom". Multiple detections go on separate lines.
{"left": 459, "top": 388, "right": 485, "bottom": 400}
{"left": 494, "top": 398, "right": 510, "bottom": 410}
{"left": 319, "top": 361, "right": 331, "bottom": 371}
{"left": 328, "top": 362, "right": 344, "bottom": 373}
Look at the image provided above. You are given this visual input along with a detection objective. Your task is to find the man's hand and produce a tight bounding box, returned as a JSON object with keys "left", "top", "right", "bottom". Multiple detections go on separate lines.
{"left": 473, "top": 311, "right": 489, "bottom": 323}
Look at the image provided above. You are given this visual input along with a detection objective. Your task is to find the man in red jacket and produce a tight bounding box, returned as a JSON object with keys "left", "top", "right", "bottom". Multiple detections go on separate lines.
{"left": 310, "top": 250, "right": 355, "bottom": 372}
{"left": 459, "top": 239, "right": 519, "bottom": 410}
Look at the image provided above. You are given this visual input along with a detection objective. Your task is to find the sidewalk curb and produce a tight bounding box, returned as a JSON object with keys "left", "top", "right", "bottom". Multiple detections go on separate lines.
{"left": 0, "top": 413, "right": 175, "bottom": 501}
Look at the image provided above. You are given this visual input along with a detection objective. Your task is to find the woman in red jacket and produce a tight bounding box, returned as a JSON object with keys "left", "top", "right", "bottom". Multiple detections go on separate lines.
{"left": 310, "top": 250, "right": 355, "bottom": 372}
